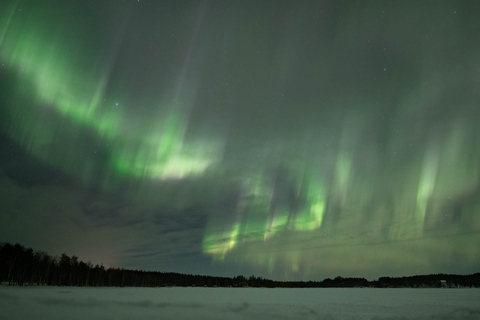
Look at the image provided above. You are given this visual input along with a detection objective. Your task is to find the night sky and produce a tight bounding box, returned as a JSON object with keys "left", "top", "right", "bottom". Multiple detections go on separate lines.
{"left": 1, "top": 0, "right": 480, "bottom": 281}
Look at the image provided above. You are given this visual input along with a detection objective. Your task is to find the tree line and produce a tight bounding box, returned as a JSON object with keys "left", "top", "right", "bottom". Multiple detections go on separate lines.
{"left": 1, "top": 242, "right": 479, "bottom": 288}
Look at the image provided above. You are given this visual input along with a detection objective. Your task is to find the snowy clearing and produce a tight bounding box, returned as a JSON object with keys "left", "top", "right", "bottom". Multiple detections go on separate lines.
{"left": 1, "top": 287, "right": 480, "bottom": 320}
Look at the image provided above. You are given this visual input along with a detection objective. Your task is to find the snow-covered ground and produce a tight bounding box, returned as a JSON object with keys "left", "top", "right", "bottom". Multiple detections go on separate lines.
{"left": 1, "top": 287, "right": 479, "bottom": 320}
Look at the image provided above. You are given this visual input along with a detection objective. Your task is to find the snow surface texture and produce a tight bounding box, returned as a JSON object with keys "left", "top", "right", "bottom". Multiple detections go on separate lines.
{"left": 1, "top": 287, "right": 480, "bottom": 320}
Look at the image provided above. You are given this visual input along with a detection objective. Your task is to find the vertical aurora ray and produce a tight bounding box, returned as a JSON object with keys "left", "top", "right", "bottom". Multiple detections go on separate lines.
{"left": 416, "top": 142, "right": 440, "bottom": 224}
{"left": 202, "top": 222, "right": 241, "bottom": 261}
{"left": 294, "top": 177, "right": 326, "bottom": 231}
{"left": 0, "top": 1, "right": 17, "bottom": 46}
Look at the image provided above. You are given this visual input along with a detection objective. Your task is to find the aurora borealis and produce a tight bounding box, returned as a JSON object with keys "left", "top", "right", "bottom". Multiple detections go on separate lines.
{"left": 1, "top": 0, "right": 480, "bottom": 281}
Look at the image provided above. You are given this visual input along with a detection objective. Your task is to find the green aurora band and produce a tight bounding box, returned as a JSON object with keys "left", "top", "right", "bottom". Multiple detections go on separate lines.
{"left": 0, "top": 1, "right": 218, "bottom": 187}
{"left": 1, "top": 0, "right": 480, "bottom": 279}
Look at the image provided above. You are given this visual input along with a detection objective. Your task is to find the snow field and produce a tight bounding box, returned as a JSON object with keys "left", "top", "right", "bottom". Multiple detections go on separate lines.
{"left": 1, "top": 287, "right": 480, "bottom": 320}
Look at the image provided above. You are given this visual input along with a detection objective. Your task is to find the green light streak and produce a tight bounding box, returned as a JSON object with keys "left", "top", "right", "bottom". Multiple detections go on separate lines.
{"left": 290, "top": 253, "right": 300, "bottom": 273}
{"left": 416, "top": 144, "right": 439, "bottom": 222}
{"left": 202, "top": 223, "right": 240, "bottom": 261}
{"left": 334, "top": 152, "right": 353, "bottom": 204}
{"left": 295, "top": 178, "right": 325, "bottom": 231}
{"left": 0, "top": 1, "right": 17, "bottom": 46}
{"left": 264, "top": 210, "right": 288, "bottom": 240}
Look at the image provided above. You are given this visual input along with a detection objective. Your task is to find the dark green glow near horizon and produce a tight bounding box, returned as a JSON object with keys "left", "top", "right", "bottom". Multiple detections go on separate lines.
{"left": 1, "top": 0, "right": 480, "bottom": 280}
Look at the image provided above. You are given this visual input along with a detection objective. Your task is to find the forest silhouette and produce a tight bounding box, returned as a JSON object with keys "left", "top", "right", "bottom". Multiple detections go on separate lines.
{"left": 1, "top": 242, "right": 479, "bottom": 288}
